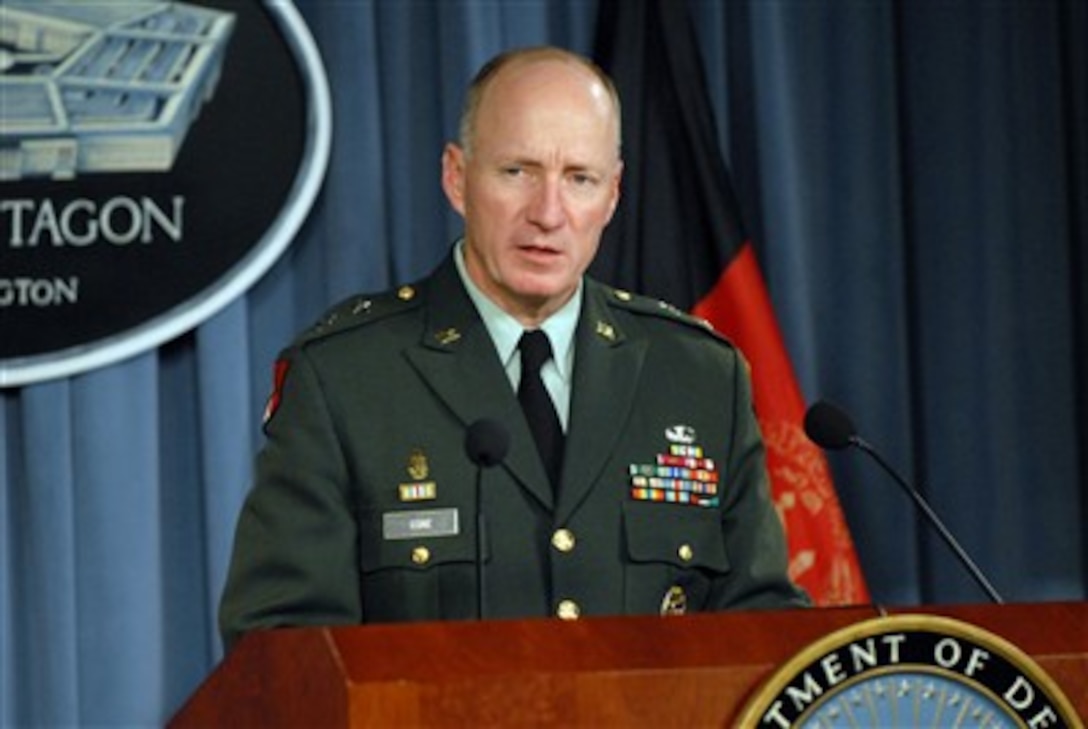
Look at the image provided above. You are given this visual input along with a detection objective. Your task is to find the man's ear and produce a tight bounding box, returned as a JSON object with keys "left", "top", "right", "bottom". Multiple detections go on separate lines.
{"left": 441, "top": 143, "right": 467, "bottom": 216}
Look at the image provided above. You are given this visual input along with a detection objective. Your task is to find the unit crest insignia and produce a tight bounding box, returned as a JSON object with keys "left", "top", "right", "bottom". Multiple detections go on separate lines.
{"left": 406, "top": 449, "right": 428, "bottom": 480}
{"left": 398, "top": 448, "right": 436, "bottom": 502}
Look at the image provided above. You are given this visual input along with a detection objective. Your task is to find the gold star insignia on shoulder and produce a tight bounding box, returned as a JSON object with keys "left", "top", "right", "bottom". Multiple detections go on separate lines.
{"left": 613, "top": 289, "right": 632, "bottom": 301}
{"left": 313, "top": 311, "right": 339, "bottom": 332}
{"left": 658, "top": 300, "right": 683, "bottom": 316}
{"left": 397, "top": 285, "right": 415, "bottom": 301}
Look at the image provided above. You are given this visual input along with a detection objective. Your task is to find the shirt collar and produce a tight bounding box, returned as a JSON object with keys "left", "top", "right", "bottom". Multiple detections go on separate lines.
{"left": 454, "top": 240, "right": 580, "bottom": 382}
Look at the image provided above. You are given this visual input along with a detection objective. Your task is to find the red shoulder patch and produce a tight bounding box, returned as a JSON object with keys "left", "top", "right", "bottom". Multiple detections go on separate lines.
{"left": 263, "top": 358, "right": 291, "bottom": 426}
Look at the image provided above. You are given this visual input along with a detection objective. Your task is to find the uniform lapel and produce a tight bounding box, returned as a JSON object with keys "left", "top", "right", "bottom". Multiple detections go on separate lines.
{"left": 556, "top": 282, "right": 648, "bottom": 523}
{"left": 403, "top": 255, "right": 555, "bottom": 510}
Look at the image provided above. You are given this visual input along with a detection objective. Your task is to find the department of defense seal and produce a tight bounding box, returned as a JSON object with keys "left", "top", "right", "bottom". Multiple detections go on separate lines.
{"left": 737, "top": 613, "right": 1083, "bottom": 728}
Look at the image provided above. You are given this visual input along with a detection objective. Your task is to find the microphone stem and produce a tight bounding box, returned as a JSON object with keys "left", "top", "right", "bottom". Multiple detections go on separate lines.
{"left": 852, "top": 437, "right": 1005, "bottom": 604}
{"left": 477, "top": 511, "right": 486, "bottom": 619}
{"left": 475, "top": 472, "right": 486, "bottom": 620}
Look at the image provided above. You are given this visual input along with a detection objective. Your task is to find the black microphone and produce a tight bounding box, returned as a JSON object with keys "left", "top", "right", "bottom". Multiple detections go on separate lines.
{"left": 804, "top": 400, "right": 1004, "bottom": 604}
{"left": 464, "top": 418, "right": 510, "bottom": 619}
{"left": 465, "top": 418, "right": 510, "bottom": 468}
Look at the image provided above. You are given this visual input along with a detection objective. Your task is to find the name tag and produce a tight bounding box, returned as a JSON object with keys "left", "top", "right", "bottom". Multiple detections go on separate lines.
{"left": 383, "top": 508, "right": 460, "bottom": 540}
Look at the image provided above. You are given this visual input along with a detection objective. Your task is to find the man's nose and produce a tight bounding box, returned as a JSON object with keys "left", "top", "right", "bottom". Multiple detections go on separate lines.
{"left": 527, "top": 178, "right": 566, "bottom": 230}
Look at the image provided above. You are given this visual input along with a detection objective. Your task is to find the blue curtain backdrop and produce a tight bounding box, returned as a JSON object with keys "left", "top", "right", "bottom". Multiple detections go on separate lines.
{"left": 3, "top": 0, "right": 1085, "bottom": 725}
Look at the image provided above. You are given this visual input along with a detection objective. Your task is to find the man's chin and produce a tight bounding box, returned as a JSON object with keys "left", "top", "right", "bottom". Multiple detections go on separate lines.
{"left": 505, "top": 278, "right": 578, "bottom": 315}
{"left": 512, "top": 278, "right": 574, "bottom": 304}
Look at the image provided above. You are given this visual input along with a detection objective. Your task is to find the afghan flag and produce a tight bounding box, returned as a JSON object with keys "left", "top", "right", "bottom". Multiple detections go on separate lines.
{"left": 591, "top": 0, "right": 870, "bottom": 606}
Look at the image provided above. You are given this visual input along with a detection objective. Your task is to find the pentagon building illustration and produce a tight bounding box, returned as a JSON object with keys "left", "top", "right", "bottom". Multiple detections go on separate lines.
{"left": 1, "top": 1, "right": 235, "bottom": 180}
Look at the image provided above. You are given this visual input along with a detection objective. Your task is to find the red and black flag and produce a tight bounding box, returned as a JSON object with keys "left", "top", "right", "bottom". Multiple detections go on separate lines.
{"left": 591, "top": 0, "right": 869, "bottom": 605}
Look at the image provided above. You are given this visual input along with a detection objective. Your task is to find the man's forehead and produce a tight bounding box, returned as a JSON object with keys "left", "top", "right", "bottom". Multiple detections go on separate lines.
{"left": 474, "top": 67, "right": 618, "bottom": 154}
{"left": 472, "top": 113, "right": 619, "bottom": 166}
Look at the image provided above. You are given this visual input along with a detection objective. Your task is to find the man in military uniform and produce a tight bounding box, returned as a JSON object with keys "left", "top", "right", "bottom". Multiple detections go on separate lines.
{"left": 219, "top": 46, "right": 808, "bottom": 651}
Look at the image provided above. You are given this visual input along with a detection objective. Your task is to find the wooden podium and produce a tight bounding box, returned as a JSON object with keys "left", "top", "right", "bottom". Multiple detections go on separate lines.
{"left": 170, "top": 602, "right": 1086, "bottom": 726}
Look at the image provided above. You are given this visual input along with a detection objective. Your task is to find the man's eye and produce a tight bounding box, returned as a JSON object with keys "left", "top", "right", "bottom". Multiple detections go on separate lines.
{"left": 570, "top": 173, "right": 598, "bottom": 187}
{"left": 501, "top": 166, "right": 524, "bottom": 177}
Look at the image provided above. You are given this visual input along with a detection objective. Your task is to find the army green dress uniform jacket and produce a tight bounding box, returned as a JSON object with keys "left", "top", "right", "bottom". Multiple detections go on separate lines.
{"left": 219, "top": 252, "right": 808, "bottom": 649}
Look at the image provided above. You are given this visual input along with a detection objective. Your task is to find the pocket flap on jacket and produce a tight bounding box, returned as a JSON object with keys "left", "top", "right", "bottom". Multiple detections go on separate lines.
{"left": 623, "top": 500, "right": 730, "bottom": 573}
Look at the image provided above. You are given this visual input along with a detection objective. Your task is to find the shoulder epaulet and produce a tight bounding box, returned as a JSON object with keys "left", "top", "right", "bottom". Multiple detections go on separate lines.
{"left": 604, "top": 286, "right": 735, "bottom": 348}
{"left": 292, "top": 283, "right": 423, "bottom": 348}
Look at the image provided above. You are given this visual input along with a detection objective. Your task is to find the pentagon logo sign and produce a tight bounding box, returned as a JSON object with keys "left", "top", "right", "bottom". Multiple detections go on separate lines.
{"left": 0, "top": 0, "right": 331, "bottom": 386}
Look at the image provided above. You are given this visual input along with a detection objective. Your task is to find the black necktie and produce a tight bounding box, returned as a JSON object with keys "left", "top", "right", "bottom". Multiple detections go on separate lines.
{"left": 518, "top": 330, "right": 564, "bottom": 490}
